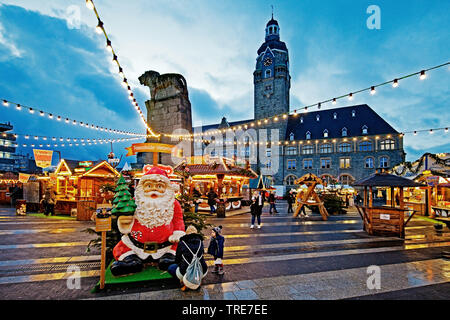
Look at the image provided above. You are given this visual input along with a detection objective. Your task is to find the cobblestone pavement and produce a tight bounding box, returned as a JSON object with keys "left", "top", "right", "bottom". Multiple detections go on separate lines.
{"left": 0, "top": 203, "right": 449, "bottom": 300}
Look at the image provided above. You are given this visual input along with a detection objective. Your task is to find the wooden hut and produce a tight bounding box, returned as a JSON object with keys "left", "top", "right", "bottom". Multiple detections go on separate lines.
{"left": 353, "top": 172, "right": 425, "bottom": 238}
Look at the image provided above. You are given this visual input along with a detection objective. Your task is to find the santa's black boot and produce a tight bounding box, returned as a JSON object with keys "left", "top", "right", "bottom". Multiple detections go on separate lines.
{"left": 158, "top": 253, "right": 176, "bottom": 271}
{"left": 110, "top": 254, "right": 143, "bottom": 276}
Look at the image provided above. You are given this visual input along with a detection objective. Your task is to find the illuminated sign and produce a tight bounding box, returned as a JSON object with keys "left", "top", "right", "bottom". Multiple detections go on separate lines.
{"left": 79, "top": 161, "right": 93, "bottom": 167}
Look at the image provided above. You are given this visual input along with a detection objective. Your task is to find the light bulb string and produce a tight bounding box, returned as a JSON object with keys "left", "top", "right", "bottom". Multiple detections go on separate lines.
{"left": 1, "top": 98, "right": 148, "bottom": 137}
{"left": 162, "top": 61, "right": 450, "bottom": 139}
{"left": 87, "top": 0, "right": 160, "bottom": 138}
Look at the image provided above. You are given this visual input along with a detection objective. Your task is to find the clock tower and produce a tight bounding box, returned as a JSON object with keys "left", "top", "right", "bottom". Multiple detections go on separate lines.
{"left": 254, "top": 16, "right": 290, "bottom": 120}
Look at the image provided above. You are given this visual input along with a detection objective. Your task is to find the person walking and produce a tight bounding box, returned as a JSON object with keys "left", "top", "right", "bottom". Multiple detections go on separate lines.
{"left": 268, "top": 191, "right": 278, "bottom": 215}
{"left": 167, "top": 225, "right": 208, "bottom": 291}
{"left": 192, "top": 187, "right": 202, "bottom": 213}
{"left": 207, "top": 188, "right": 218, "bottom": 214}
{"left": 250, "top": 191, "right": 264, "bottom": 229}
{"left": 287, "top": 190, "right": 295, "bottom": 214}
{"left": 297, "top": 190, "right": 308, "bottom": 218}
{"left": 207, "top": 226, "right": 225, "bottom": 275}
{"left": 41, "top": 187, "right": 56, "bottom": 216}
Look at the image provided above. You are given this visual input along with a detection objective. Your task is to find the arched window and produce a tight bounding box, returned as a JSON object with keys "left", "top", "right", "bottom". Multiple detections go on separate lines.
{"left": 339, "top": 174, "right": 354, "bottom": 185}
{"left": 319, "top": 143, "right": 332, "bottom": 154}
{"left": 338, "top": 143, "right": 351, "bottom": 152}
{"left": 359, "top": 141, "right": 373, "bottom": 152}
{"left": 265, "top": 69, "right": 271, "bottom": 78}
{"left": 316, "top": 115, "right": 320, "bottom": 122}
{"left": 380, "top": 139, "right": 395, "bottom": 150}
{"left": 379, "top": 156, "right": 389, "bottom": 168}
{"left": 306, "top": 131, "right": 311, "bottom": 140}
{"left": 323, "top": 129, "right": 328, "bottom": 138}
{"left": 289, "top": 132, "right": 294, "bottom": 141}
{"left": 365, "top": 157, "right": 374, "bottom": 168}
{"left": 285, "top": 175, "right": 297, "bottom": 186}
{"left": 342, "top": 128, "right": 347, "bottom": 137}
{"left": 333, "top": 112, "right": 337, "bottom": 119}
{"left": 300, "top": 117, "right": 304, "bottom": 123}
{"left": 352, "top": 110, "right": 356, "bottom": 117}
{"left": 362, "top": 125, "right": 368, "bottom": 135}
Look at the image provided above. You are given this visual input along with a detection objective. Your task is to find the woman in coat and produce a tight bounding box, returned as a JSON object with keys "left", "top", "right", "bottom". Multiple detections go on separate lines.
{"left": 168, "top": 225, "right": 208, "bottom": 291}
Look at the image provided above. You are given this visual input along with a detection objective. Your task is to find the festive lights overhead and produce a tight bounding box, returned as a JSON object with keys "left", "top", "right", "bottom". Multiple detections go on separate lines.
{"left": 86, "top": 0, "right": 160, "bottom": 138}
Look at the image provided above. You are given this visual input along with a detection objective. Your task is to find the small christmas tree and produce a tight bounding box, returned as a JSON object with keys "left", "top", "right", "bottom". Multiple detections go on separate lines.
{"left": 111, "top": 175, "right": 136, "bottom": 216}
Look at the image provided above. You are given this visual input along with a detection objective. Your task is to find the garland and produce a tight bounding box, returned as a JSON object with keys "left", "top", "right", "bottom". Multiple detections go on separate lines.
{"left": 392, "top": 153, "right": 449, "bottom": 176}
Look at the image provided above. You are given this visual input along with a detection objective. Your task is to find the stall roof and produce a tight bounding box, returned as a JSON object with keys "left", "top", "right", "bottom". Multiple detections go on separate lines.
{"left": 248, "top": 175, "right": 273, "bottom": 189}
{"left": 174, "top": 158, "right": 257, "bottom": 178}
{"left": 353, "top": 172, "right": 426, "bottom": 187}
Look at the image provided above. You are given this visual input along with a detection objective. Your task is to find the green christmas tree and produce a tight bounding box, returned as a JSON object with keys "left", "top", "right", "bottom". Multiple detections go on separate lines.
{"left": 111, "top": 175, "right": 136, "bottom": 216}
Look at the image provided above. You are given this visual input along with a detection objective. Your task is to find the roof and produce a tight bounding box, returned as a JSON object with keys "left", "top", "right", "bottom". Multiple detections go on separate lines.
{"left": 248, "top": 175, "right": 272, "bottom": 189}
{"left": 257, "top": 39, "right": 288, "bottom": 55}
{"left": 173, "top": 158, "right": 257, "bottom": 178}
{"left": 194, "top": 118, "right": 253, "bottom": 133}
{"left": 286, "top": 104, "right": 399, "bottom": 140}
{"left": 266, "top": 18, "right": 279, "bottom": 27}
{"left": 353, "top": 172, "right": 425, "bottom": 187}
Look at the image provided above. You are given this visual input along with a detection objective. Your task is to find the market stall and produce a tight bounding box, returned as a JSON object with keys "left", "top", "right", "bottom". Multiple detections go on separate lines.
{"left": 174, "top": 157, "right": 257, "bottom": 212}
{"left": 354, "top": 172, "right": 425, "bottom": 238}
{"left": 53, "top": 159, "right": 120, "bottom": 217}
{"left": 0, "top": 173, "right": 18, "bottom": 205}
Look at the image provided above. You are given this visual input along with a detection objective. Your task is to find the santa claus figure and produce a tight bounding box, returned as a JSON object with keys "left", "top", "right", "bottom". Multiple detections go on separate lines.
{"left": 111, "top": 166, "right": 185, "bottom": 276}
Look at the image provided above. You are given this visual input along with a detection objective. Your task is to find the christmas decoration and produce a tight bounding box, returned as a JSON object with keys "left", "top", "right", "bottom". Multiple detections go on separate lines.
{"left": 111, "top": 175, "right": 136, "bottom": 216}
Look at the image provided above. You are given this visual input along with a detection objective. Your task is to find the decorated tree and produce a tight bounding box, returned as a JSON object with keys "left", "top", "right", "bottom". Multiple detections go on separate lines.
{"left": 111, "top": 175, "right": 136, "bottom": 216}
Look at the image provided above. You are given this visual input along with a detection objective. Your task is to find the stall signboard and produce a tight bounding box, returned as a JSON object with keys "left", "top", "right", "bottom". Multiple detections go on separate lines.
{"left": 74, "top": 167, "right": 90, "bottom": 173}
{"left": 79, "top": 161, "right": 93, "bottom": 167}
{"left": 18, "top": 173, "right": 31, "bottom": 184}
{"left": 95, "top": 216, "right": 112, "bottom": 232}
{"left": 33, "top": 149, "right": 53, "bottom": 168}
{"left": 426, "top": 176, "right": 440, "bottom": 186}
{"left": 125, "top": 143, "right": 175, "bottom": 156}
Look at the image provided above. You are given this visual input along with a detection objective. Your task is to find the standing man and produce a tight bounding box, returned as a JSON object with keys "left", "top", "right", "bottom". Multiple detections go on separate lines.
{"left": 250, "top": 191, "right": 264, "bottom": 229}
{"left": 207, "top": 188, "right": 218, "bottom": 214}
{"left": 287, "top": 190, "right": 295, "bottom": 214}
{"left": 268, "top": 191, "right": 278, "bottom": 215}
{"left": 192, "top": 187, "right": 202, "bottom": 213}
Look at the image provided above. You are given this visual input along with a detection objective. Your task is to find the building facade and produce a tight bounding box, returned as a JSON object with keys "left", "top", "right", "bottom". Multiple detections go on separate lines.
{"left": 194, "top": 16, "right": 406, "bottom": 190}
{"left": 0, "top": 122, "right": 17, "bottom": 172}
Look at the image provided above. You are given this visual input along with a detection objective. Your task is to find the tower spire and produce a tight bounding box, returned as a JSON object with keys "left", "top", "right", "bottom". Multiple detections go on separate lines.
{"left": 271, "top": 5, "right": 274, "bottom": 19}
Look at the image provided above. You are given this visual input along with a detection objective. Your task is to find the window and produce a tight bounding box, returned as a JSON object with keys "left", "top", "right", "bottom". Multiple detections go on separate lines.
{"left": 265, "top": 69, "right": 271, "bottom": 78}
{"left": 319, "top": 143, "right": 332, "bottom": 154}
{"left": 285, "top": 175, "right": 297, "bottom": 186}
{"left": 287, "top": 159, "right": 296, "bottom": 170}
{"left": 340, "top": 157, "right": 351, "bottom": 169}
{"left": 352, "top": 110, "right": 356, "bottom": 117}
{"left": 302, "top": 145, "right": 314, "bottom": 155}
{"left": 316, "top": 115, "right": 320, "bottom": 122}
{"left": 321, "top": 159, "right": 331, "bottom": 169}
{"left": 266, "top": 160, "right": 272, "bottom": 169}
{"left": 269, "top": 27, "right": 273, "bottom": 34}
{"left": 286, "top": 146, "right": 297, "bottom": 155}
{"left": 289, "top": 132, "right": 294, "bottom": 141}
{"left": 323, "top": 129, "right": 328, "bottom": 138}
{"left": 342, "top": 128, "right": 347, "bottom": 137}
{"left": 300, "top": 117, "right": 304, "bottom": 123}
{"left": 359, "top": 141, "right": 373, "bottom": 152}
{"left": 333, "top": 112, "right": 337, "bottom": 119}
{"left": 365, "top": 157, "right": 374, "bottom": 168}
{"left": 362, "top": 125, "right": 368, "bottom": 135}
{"left": 338, "top": 143, "right": 351, "bottom": 153}
{"left": 303, "top": 159, "right": 313, "bottom": 169}
{"left": 380, "top": 156, "right": 389, "bottom": 168}
{"left": 266, "top": 149, "right": 271, "bottom": 157}
{"left": 306, "top": 131, "right": 311, "bottom": 140}
{"left": 339, "top": 174, "right": 354, "bottom": 185}
{"left": 380, "top": 139, "right": 395, "bottom": 150}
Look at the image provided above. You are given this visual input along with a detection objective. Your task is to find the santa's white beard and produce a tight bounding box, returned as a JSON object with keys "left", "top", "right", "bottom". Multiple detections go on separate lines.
{"left": 134, "top": 185, "right": 175, "bottom": 229}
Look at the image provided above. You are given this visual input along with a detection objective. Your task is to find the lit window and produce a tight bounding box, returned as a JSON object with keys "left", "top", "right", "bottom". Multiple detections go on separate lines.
{"left": 320, "top": 144, "right": 332, "bottom": 154}
{"left": 323, "top": 129, "right": 328, "bottom": 138}
{"left": 362, "top": 125, "right": 368, "bottom": 135}
{"left": 342, "top": 128, "right": 347, "bottom": 137}
{"left": 334, "top": 113, "right": 337, "bottom": 119}
{"left": 316, "top": 115, "right": 320, "bottom": 121}
{"left": 289, "top": 132, "right": 294, "bottom": 141}
{"left": 352, "top": 110, "right": 356, "bottom": 117}
{"left": 306, "top": 131, "right": 311, "bottom": 140}
{"left": 302, "top": 145, "right": 314, "bottom": 155}
{"left": 380, "top": 139, "right": 395, "bottom": 150}
{"left": 300, "top": 117, "right": 303, "bottom": 123}
{"left": 340, "top": 158, "right": 351, "bottom": 169}
{"left": 339, "top": 174, "right": 353, "bottom": 185}
{"left": 286, "top": 146, "right": 297, "bottom": 155}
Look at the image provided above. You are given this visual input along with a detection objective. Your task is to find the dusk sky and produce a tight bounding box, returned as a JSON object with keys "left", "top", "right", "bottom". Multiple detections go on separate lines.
{"left": 0, "top": 0, "right": 449, "bottom": 166}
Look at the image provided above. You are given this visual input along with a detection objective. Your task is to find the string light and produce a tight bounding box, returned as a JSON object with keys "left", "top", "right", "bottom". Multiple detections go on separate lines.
{"left": 370, "top": 86, "right": 376, "bottom": 95}
{"left": 95, "top": 19, "right": 104, "bottom": 34}
{"left": 2, "top": 100, "right": 8, "bottom": 107}
{"left": 419, "top": 70, "right": 426, "bottom": 80}
{"left": 85, "top": 0, "right": 94, "bottom": 10}
{"left": 392, "top": 79, "right": 399, "bottom": 88}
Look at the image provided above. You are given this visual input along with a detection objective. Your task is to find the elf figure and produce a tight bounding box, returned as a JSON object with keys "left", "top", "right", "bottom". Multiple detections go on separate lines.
{"left": 111, "top": 166, "right": 185, "bottom": 276}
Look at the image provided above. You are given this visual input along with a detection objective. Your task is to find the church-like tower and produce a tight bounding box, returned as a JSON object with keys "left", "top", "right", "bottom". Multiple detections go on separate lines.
{"left": 254, "top": 16, "right": 290, "bottom": 120}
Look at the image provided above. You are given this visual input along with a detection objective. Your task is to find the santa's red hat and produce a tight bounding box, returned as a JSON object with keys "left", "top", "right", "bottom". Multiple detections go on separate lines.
{"left": 140, "top": 166, "right": 171, "bottom": 185}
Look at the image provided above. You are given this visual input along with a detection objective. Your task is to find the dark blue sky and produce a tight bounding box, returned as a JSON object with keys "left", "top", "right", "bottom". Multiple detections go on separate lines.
{"left": 0, "top": 1, "right": 449, "bottom": 165}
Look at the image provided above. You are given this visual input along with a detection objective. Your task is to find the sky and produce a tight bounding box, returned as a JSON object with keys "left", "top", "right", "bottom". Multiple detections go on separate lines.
{"left": 0, "top": 0, "right": 449, "bottom": 166}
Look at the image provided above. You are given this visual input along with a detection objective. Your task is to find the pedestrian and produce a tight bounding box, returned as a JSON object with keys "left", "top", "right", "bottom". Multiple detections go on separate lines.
{"left": 10, "top": 184, "right": 23, "bottom": 208}
{"left": 207, "top": 226, "right": 225, "bottom": 275}
{"left": 349, "top": 193, "right": 355, "bottom": 207}
{"left": 287, "top": 190, "right": 295, "bottom": 214}
{"left": 297, "top": 190, "right": 308, "bottom": 218}
{"left": 193, "top": 187, "right": 202, "bottom": 213}
{"left": 207, "top": 188, "right": 218, "bottom": 214}
{"left": 268, "top": 191, "right": 278, "bottom": 215}
{"left": 41, "top": 187, "right": 56, "bottom": 216}
{"left": 167, "top": 225, "right": 208, "bottom": 291}
{"left": 355, "top": 193, "right": 363, "bottom": 205}
{"left": 250, "top": 191, "right": 264, "bottom": 229}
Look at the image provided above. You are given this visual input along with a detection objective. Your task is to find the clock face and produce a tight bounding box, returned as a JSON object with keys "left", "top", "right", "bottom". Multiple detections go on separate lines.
{"left": 263, "top": 57, "right": 273, "bottom": 66}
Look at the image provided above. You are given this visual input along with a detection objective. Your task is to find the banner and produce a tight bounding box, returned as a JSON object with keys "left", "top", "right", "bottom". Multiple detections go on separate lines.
{"left": 18, "top": 173, "right": 31, "bottom": 184}
{"left": 33, "top": 149, "right": 53, "bottom": 168}
{"left": 125, "top": 143, "right": 175, "bottom": 156}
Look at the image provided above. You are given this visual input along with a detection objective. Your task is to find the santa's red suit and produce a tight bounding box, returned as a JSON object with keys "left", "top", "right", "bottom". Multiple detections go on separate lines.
{"left": 112, "top": 167, "right": 185, "bottom": 262}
